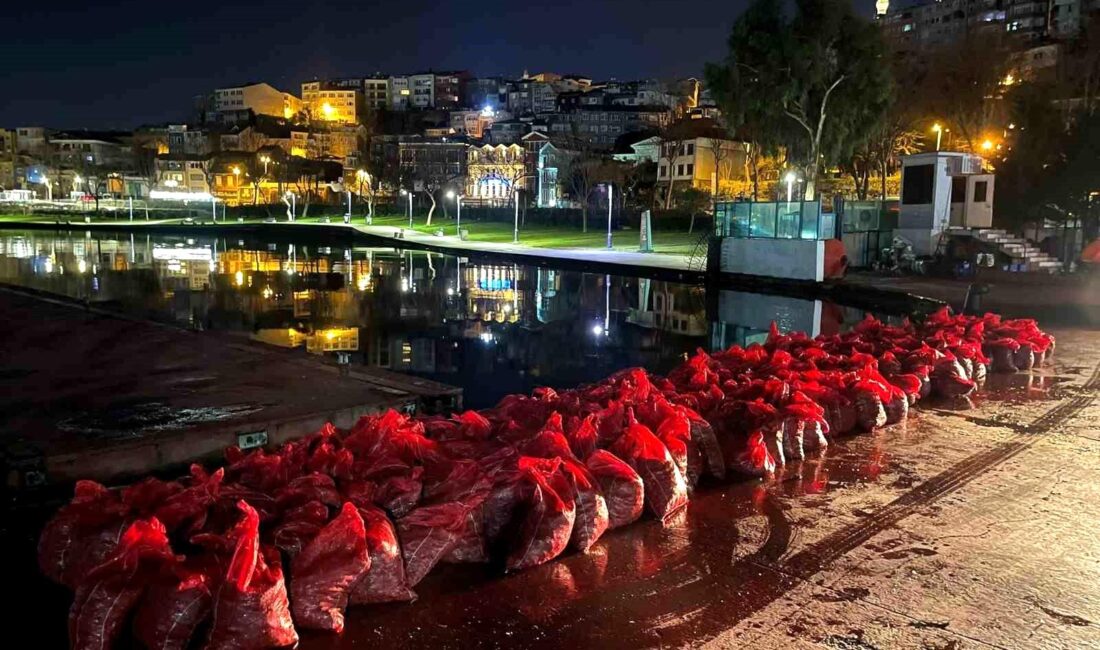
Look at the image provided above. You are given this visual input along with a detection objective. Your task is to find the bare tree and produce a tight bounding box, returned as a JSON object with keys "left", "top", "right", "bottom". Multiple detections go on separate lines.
{"left": 659, "top": 129, "right": 687, "bottom": 209}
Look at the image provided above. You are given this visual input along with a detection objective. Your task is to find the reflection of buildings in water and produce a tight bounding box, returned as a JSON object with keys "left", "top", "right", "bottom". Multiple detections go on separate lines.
{"left": 464, "top": 263, "right": 525, "bottom": 324}
{"left": 626, "top": 278, "right": 707, "bottom": 336}
{"left": 711, "top": 290, "right": 852, "bottom": 350}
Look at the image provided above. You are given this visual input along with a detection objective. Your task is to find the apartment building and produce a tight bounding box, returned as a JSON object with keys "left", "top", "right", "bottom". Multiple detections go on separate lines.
{"left": 214, "top": 82, "right": 302, "bottom": 119}
{"left": 301, "top": 80, "right": 364, "bottom": 124}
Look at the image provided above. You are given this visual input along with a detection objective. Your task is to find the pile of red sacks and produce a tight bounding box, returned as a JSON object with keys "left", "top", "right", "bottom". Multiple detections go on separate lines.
{"left": 39, "top": 308, "right": 1053, "bottom": 649}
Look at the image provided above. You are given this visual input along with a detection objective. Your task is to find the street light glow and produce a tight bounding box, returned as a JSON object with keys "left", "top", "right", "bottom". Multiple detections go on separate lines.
{"left": 446, "top": 190, "right": 456, "bottom": 199}
{"left": 592, "top": 324, "right": 604, "bottom": 336}
{"left": 981, "top": 139, "right": 994, "bottom": 151}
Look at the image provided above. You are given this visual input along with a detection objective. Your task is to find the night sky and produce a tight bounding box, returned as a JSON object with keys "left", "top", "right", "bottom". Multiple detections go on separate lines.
{"left": 3, "top": 0, "right": 877, "bottom": 129}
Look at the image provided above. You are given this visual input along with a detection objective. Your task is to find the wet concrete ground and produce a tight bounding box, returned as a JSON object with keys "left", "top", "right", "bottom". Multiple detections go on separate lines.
{"left": 286, "top": 328, "right": 1100, "bottom": 650}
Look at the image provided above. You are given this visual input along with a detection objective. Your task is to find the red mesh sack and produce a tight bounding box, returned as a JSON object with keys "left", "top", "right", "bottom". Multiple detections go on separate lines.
{"left": 586, "top": 450, "right": 644, "bottom": 529}
{"left": 272, "top": 500, "right": 329, "bottom": 557}
{"left": 154, "top": 465, "right": 224, "bottom": 533}
{"left": 564, "top": 414, "right": 599, "bottom": 460}
{"left": 69, "top": 518, "right": 175, "bottom": 650}
{"left": 274, "top": 473, "right": 341, "bottom": 510}
{"left": 374, "top": 466, "right": 424, "bottom": 518}
{"left": 560, "top": 458, "right": 609, "bottom": 552}
{"left": 290, "top": 502, "right": 370, "bottom": 633}
{"left": 685, "top": 412, "right": 725, "bottom": 479}
{"left": 132, "top": 555, "right": 217, "bottom": 650}
{"left": 39, "top": 480, "right": 130, "bottom": 589}
{"left": 206, "top": 501, "right": 298, "bottom": 650}
{"left": 396, "top": 502, "right": 470, "bottom": 586}
{"left": 348, "top": 503, "right": 417, "bottom": 605}
{"left": 506, "top": 458, "right": 576, "bottom": 571}
{"left": 610, "top": 420, "right": 688, "bottom": 521}
{"left": 729, "top": 431, "right": 776, "bottom": 477}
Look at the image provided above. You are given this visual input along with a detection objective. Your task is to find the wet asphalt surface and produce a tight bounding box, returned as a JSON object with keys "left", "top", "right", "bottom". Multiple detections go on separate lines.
{"left": 6, "top": 330, "right": 1099, "bottom": 649}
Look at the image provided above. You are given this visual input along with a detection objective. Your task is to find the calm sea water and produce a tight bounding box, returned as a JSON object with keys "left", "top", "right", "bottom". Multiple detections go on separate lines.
{"left": 0, "top": 228, "right": 878, "bottom": 408}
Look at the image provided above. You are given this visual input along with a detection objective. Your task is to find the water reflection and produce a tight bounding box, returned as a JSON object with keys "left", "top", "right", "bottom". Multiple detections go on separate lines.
{"left": 0, "top": 229, "right": 881, "bottom": 408}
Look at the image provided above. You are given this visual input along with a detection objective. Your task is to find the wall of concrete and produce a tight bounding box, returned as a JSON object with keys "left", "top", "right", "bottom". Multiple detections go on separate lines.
{"left": 719, "top": 238, "right": 824, "bottom": 282}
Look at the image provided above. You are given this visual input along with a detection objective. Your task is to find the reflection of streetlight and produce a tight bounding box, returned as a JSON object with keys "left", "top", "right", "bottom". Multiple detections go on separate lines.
{"left": 932, "top": 123, "right": 943, "bottom": 151}
{"left": 784, "top": 171, "right": 797, "bottom": 203}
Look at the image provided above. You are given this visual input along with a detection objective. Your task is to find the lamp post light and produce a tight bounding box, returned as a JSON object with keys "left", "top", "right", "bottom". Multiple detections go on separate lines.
{"left": 40, "top": 176, "right": 52, "bottom": 202}
{"left": 446, "top": 189, "right": 463, "bottom": 238}
{"left": 606, "top": 184, "right": 614, "bottom": 250}
{"left": 400, "top": 188, "right": 413, "bottom": 227}
{"left": 784, "top": 170, "right": 797, "bottom": 204}
{"left": 344, "top": 190, "right": 352, "bottom": 224}
{"left": 260, "top": 155, "right": 271, "bottom": 176}
{"left": 513, "top": 190, "right": 520, "bottom": 244}
{"left": 932, "top": 123, "right": 943, "bottom": 151}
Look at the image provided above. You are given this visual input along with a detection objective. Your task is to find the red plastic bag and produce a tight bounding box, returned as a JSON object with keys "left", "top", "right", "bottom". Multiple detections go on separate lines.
{"left": 586, "top": 450, "right": 644, "bottom": 529}
{"left": 133, "top": 556, "right": 217, "bottom": 650}
{"left": 272, "top": 500, "right": 329, "bottom": 557}
{"left": 564, "top": 414, "right": 599, "bottom": 460}
{"left": 154, "top": 465, "right": 224, "bottom": 533}
{"left": 560, "top": 458, "right": 608, "bottom": 552}
{"left": 396, "top": 502, "right": 470, "bottom": 586}
{"left": 349, "top": 503, "right": 417, "bottom": 605}
{"left": 290, "top": 502, "right": 370, "bottom": 633}
{"left": 39, "top": 480, "right": 130, "bottom": 589}
{"left": 611, "top": 420, "right": 688, "bottom": 521}
{"left": 374, "top": 466, "right": 424, "bottom": 518}
{"left": 506, "top": 458, "right": 576, "bottom": 571}
{"left": 274, "top": 473, "right": 341, "bottom": 510}
{"left": 206, "top": 501, "right": 298, "bottom": 650}
{"left": 69, "top": 518, "right": 175, "bottom": 650}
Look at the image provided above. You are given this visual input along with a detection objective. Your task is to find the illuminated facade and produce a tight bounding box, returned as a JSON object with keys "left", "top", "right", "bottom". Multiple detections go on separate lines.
{"left": 301, "top": 81, "right": 363, "bottom": 124}
{"left": 214, "top": 83, "right": 302, "bottom": 119}
{"left": 466, "top": 144, "right": 527, "bottom": 200}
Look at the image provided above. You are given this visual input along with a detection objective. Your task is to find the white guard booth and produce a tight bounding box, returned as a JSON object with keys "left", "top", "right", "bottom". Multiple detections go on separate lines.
{"left": 897, "top": 152, "right": 994, "bottom": 256}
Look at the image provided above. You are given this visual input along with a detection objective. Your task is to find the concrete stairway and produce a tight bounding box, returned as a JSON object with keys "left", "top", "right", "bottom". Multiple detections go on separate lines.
{"left": 971, "top": 228, "right": 1062, "bottom": 272}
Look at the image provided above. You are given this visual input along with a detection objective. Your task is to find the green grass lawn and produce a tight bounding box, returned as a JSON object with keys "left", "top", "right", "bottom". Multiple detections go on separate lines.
{"left": 345, "top": 213, "right": 703, "bottom": 256}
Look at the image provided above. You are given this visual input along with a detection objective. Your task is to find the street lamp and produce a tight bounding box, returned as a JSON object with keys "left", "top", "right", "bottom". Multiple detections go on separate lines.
{"left": 513, "top": 190, "right": 520, "bottom": 243}
{"left": 981, "top": 139, "right": 994, "bottom": 152}
{"left": 40, "top": 176, "right": 52, "bottom": 202}
{"left": 784, "top": 171, "right": 797, "bottom": 203}
{"left": 400, "top": 188, "right": 413, "bottom": 227}
{"left": 260, "top": 155, "right": 271, "bottom": 175}
{"left": 932, "top": 123, "right": 943, "bottom": 151}
{"left": 446, "top": 189, "right": 463, "bottom": 238}
{"left": 606, "top": 184, "right": 614, "bottom": 249}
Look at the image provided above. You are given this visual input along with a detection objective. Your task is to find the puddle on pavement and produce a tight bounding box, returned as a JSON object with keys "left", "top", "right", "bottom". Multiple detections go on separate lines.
{"left": 57, "top": 401, "right": 263, "bottom": 438}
